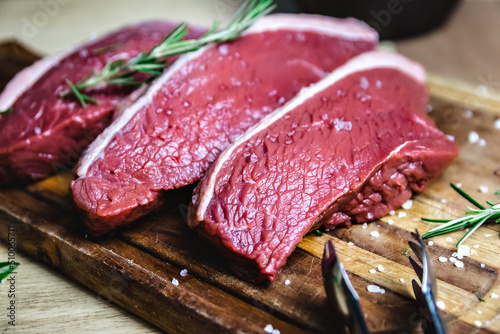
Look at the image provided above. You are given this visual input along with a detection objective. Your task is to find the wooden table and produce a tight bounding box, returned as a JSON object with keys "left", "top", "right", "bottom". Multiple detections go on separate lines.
{"left": 0, "top": 0, "right": 499, "bottom": 332}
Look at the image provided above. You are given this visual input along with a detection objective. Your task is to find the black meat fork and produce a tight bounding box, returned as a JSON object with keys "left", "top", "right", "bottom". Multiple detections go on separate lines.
{"left": 321, "top": 230, "right": 447, "bottom": 334}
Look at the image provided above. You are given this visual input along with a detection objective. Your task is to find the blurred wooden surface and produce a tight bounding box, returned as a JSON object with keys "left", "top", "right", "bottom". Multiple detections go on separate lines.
{"left": 0, "top": 0, "right": 500, "bottom": 333}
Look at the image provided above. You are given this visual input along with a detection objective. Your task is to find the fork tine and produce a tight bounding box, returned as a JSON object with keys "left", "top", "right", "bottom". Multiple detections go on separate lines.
{"left": 409, "top": 256, "right": 424, "bottom": 283}
{"left": 409, "top": 241, "right": 424, "bottom": 263}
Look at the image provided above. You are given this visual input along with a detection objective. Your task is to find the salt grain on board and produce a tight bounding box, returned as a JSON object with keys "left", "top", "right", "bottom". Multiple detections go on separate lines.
{"left": 449, "top": 257, "right": 457, "bottom": 263}
{"left": 264, "top": 324, "right": 274, "bottom": 333}
{"left": 436, "top": 301, "right": 446, "bottom": 310}
{"left": 398, "top": 212, "right": 407, "bottom": 218}
{"left": 479, "top": 185, "right": 488, "bottom": 193}
{"left": 474, "top": 320, "right": 482, "bottom": 328}
{"left": 387, "top": 219, "right": 394, "bottom": 225}
{"left": 370, "top": 231, "right": 380, "bottom": 238}
{"left": 446, "top": 237, "right": 453, "bottom": 242}
{"left": 468, "top": 131, "right": 479, "bottom": 143}
{"left": 377, "top": 265, "right": 384, "bottom": 272}
{"left": 481, "top": 263, "right": 486, "bottom": 268}
{"left": 428, "top": 241, "right": 434, "bottom": 246}
{"left": 284, "top": 280, "right": 291, "bottom": 286}
{"left": 479, "top": 139, "right": 486, "bottom": 146}
{"left": 474, "top": 245, "right": 480, "bottom": 249}
{"left": 495, "top": 118, "right": 500, "bottom": 129}
{"left": 464, "top": 110, "right": 473, "bottom": 118}
{"left": 180, "top": 269, "right": 188, "bottom": 277}
{"left": 402, "top": 199, "right": 413, "bottom": 210}
{"left": 454, "top": 260, "right": 464, "bottom": 268}
{"left": 348, "top": 242, "right": 355, "bottom": 246}
{"left": 457, "top": 245, "right": 471, "bottom": 257}
{"left": 438, "top": 257, "right": 448, "bottom": 263}
{"left": 400, "top": 278, "right": 405, "bottom": 283}
{"left": 367, "top": 285, "right": 385, "bottom": 293}
{"left": 362, "top": 222, "right": 368, "bottom": 229}
{"left": 389, "top": 210, "right": 396, "bottom": 216}
{"left": 492, "top": 293, "right": 499, "bottom": 299}
{"left": 172, "top": 278, "right": 179, "bottom": 286}
{"left": 370, "top": 269, "right": 376, "bottom": 274}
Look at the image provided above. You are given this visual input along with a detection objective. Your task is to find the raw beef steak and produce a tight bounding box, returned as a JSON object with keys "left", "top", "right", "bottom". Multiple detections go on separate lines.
{"left": 0, "top": 21, "right": 206, "bottom": 184}
{"left": 189, "top": 51, "right": 459, "bottom": 283}
{"left": 72, "top": 14, "right": 378, "bottom": 236}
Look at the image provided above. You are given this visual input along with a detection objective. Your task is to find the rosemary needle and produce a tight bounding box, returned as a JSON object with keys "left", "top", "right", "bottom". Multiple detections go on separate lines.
{"left": 422, "top": 183, "right": 500, "bottom": 247}
{"left": 60, "top": 0, "right": 276, "bottom": 106}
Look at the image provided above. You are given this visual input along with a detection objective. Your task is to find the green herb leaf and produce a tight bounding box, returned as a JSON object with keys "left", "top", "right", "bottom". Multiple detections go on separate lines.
{"left": 478, "top": 297, "right": 485, "bottom": 302}
{"left": 422, "top": 183, "right": 500, "bottom": 247}
{"left": 314, "top": 229, "right": 324, "bottom": 236}
{"left": 495, "top": 190, "right": 500, "bottom": 196}
{"left": 60, "top": 0, "right": 276, "bottom": 107}
{"left": 403, "top": 249, "right": 409, "bottom": 255}
{"left": 0, "top": 261, "right": 19, "bottom": 281}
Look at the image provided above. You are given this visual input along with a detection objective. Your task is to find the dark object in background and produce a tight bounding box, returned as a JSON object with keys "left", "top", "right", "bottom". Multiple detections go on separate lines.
{"left": 289, "top": 0, "right": 461, "bottom": 39}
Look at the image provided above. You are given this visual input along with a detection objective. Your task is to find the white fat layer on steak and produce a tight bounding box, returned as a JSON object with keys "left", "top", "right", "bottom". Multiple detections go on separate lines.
{"left": 195, "top": 51, "right": 426, "bottom": 223}
{"left": 76, "top": 14, "right": 379, "bottom": 176}
{"left": 0, "top": 53, "right": 65, "bottom": 110}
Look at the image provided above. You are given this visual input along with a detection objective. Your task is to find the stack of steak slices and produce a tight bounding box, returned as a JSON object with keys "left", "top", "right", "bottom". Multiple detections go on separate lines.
{"left": 71, "top": 14, "right": 379, "bottom": 236}
{"left": 0, "top": 21, "right": 206, "bottom": 184}
{"left": 188, "top": 51, "right": 459, "bottom": 283}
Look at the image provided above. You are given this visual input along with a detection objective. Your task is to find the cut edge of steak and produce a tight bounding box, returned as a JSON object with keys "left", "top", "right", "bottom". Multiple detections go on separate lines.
{"left": 72, "top": 14, "right": 378, "bottom": 237}
{"left": 189, "top": 51, "right": 458, "bottom": 283}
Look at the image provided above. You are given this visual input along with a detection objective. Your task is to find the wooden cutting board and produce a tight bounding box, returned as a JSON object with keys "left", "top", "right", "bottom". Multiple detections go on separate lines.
{"left": 0, "top": 41, "right": 499, "bottom": 334}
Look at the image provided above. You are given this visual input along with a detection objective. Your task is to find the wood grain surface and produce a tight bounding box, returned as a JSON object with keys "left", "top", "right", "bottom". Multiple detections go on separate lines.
{"left": 0, "top": 38, "right": 499, "bottom": 333}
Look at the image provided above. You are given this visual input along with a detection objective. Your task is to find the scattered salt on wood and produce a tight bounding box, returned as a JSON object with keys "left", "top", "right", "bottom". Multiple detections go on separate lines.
{"left": 387, "top": 219, "right": 394, "bottom": 225}
{"left": 367, "top": 285, "right": 382, "bottom": 293}
{"left": 445, "top": 237, "right": 453, "bottom": 242}
{"left": 370, "top": 231, "right": 380, "bottom": 238}
{"left": 362, "top": 223, "right": 368, "bottom": 229}
{"left": 468, "top": 131, "right": 479, "bottom": 144}
{"left": 495, "top": 118, "right": 500, "bottom": 129}
{"left": 428, "top": 241, "right": 434, "bottom": 246}
{"left": 481, "top": 263, "right": 486, "bottom": 268}
{"left": 436, "top": 301, "right": 446, "bottom": 310}
{"left": 348, "top": 242, "right": 355, "bottom": 246}
{"left": 284, "top": 280, "right": 291, "bottom": 286}
{"left": 389, "top": 210, "right": 396, "bottom": 216}
{"left": 180, "top": 269, "right": 188, "bottom": 276}
{"left": 172, "top": 278, "right": 179, "bottom": 286}
{"left": 398, "top": 212, "right": 407, "bottom": 218}
{"left": 474, "top": 320, "right": 482, "bottom": 328}
{"left": 457, "top": 245, "right": 471, "bottom": 257}
{"left": 370, "top": 269, "right": 376, "bottom": 274}
{"left": 438, "top": 257, "right": 448, "bottom": 263}
{"left": 454, "top": 260, "right": 464, "bottom": 268}
{"left": 377, "top": 265, "right": 384, "bottom": 272}
{"left": 492, "top": 293, "right": 499, "bottom": 299}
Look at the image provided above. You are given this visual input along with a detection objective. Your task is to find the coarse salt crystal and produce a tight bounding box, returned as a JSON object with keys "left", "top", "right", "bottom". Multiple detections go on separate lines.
{"left": 367, "top": 212, "right": 374, "bottom": 220}
{"left": 457, "top": 245, "right": 471, "bottom": 257}
{"left": 377, "top": 265, "right": 384, "bottom": 272}
{"left": 492, "top": 293, "right": 499, "bottom": 299}
{"left": 285, "top": 280, "right": 291, "bottom": 286}
{"left": 478, "top": 310, "right": 483, "bottom": 314}
{"left": 367, "top": 285, "right": 383, "bottom": 293}
{"left": 479, "top": 185, "right": 488, "bottom": 193}
{"left": 455, "top": 183, "right": 462, "bottom": 188}
{"left": 474, "top": 320, "right": 482, "bottom": 328}
{"left": 400, "top": 278, "right": 405, "bottom": 283}
{"left": 348, "top": 241, "right": 355, "bottom": 246}
{"left": 428, "top": 241, "right": 434, "bottom": 246}
{"left": 172, "top": 278, "right": 179, "bottom": 286}
{"left": 362, "top": 223, "right": 368, "bottom": 229}
{"left": 454, "top": 260, "right": 464, "bottom": 268}
{"left": 479, "top": 139, "right": 486, "bottom": 146}
{"left": 485, "top": 234, "right": 492, "bottom": 237}
{"left": 464, "top": 109, "right": 473, "bottom": 118}
{"left": 446, "top": 134, "right": 455, "bottom": 141}
{"left": 402, "top": 199, "right": 413, "bottom": 210}
{"left": 474, "top": 245, "right": 480, "bottom": 248}
{"left": 481, "top": 263, "right": 485, "bottom": 268}
{"left": 438, "top": 257, "right": 448, "bottom": 262}
{"left": 370, "top": 231, "right": 380, "bottom": 238}
{"left": 436, "top": 301, "right": 446, "bottom": 310}
{"left": 449, "top": 257, "right": 457, "bottom": 263}
{"left": 272, "top": 330, "right": 280, "bottom": 334}
{"left": 446, "top": 237, "right": 453, "bottom": 242}
{"left": 441, "top": 199, "right": 447, "bottom": 203}
{"left": 180, "top": 269, "right": 188, "bottom": 277}
{"left": 398, "top": 212, "right": 407, "bottom": 218}
{"left": 264, "top": 324, "right": 274, "bottom": 333}
{"left": 218, "top": 44, "right": 229, "bottom": 55}
{"left": 389, "top": 210, "right": 396, "bottom": 216}
{"left": 495, "top": 118, "right": 500, "bottom": 129}
{"left": 370, "top": 269, "right": 376, "bottom": 274}
{"left": 387, "top": 219, "right": 394, "bottom": 225}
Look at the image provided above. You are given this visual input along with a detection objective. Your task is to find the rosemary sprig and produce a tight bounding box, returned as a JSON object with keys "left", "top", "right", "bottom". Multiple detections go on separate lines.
{"left": 0, "top": 261, "right": 19, "bottom": 281}
{"left": 60, "top": 0, "right": 275, "bottom": 106}
{"left": 422, "top": 183, "right": 500, "bottom": 247}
